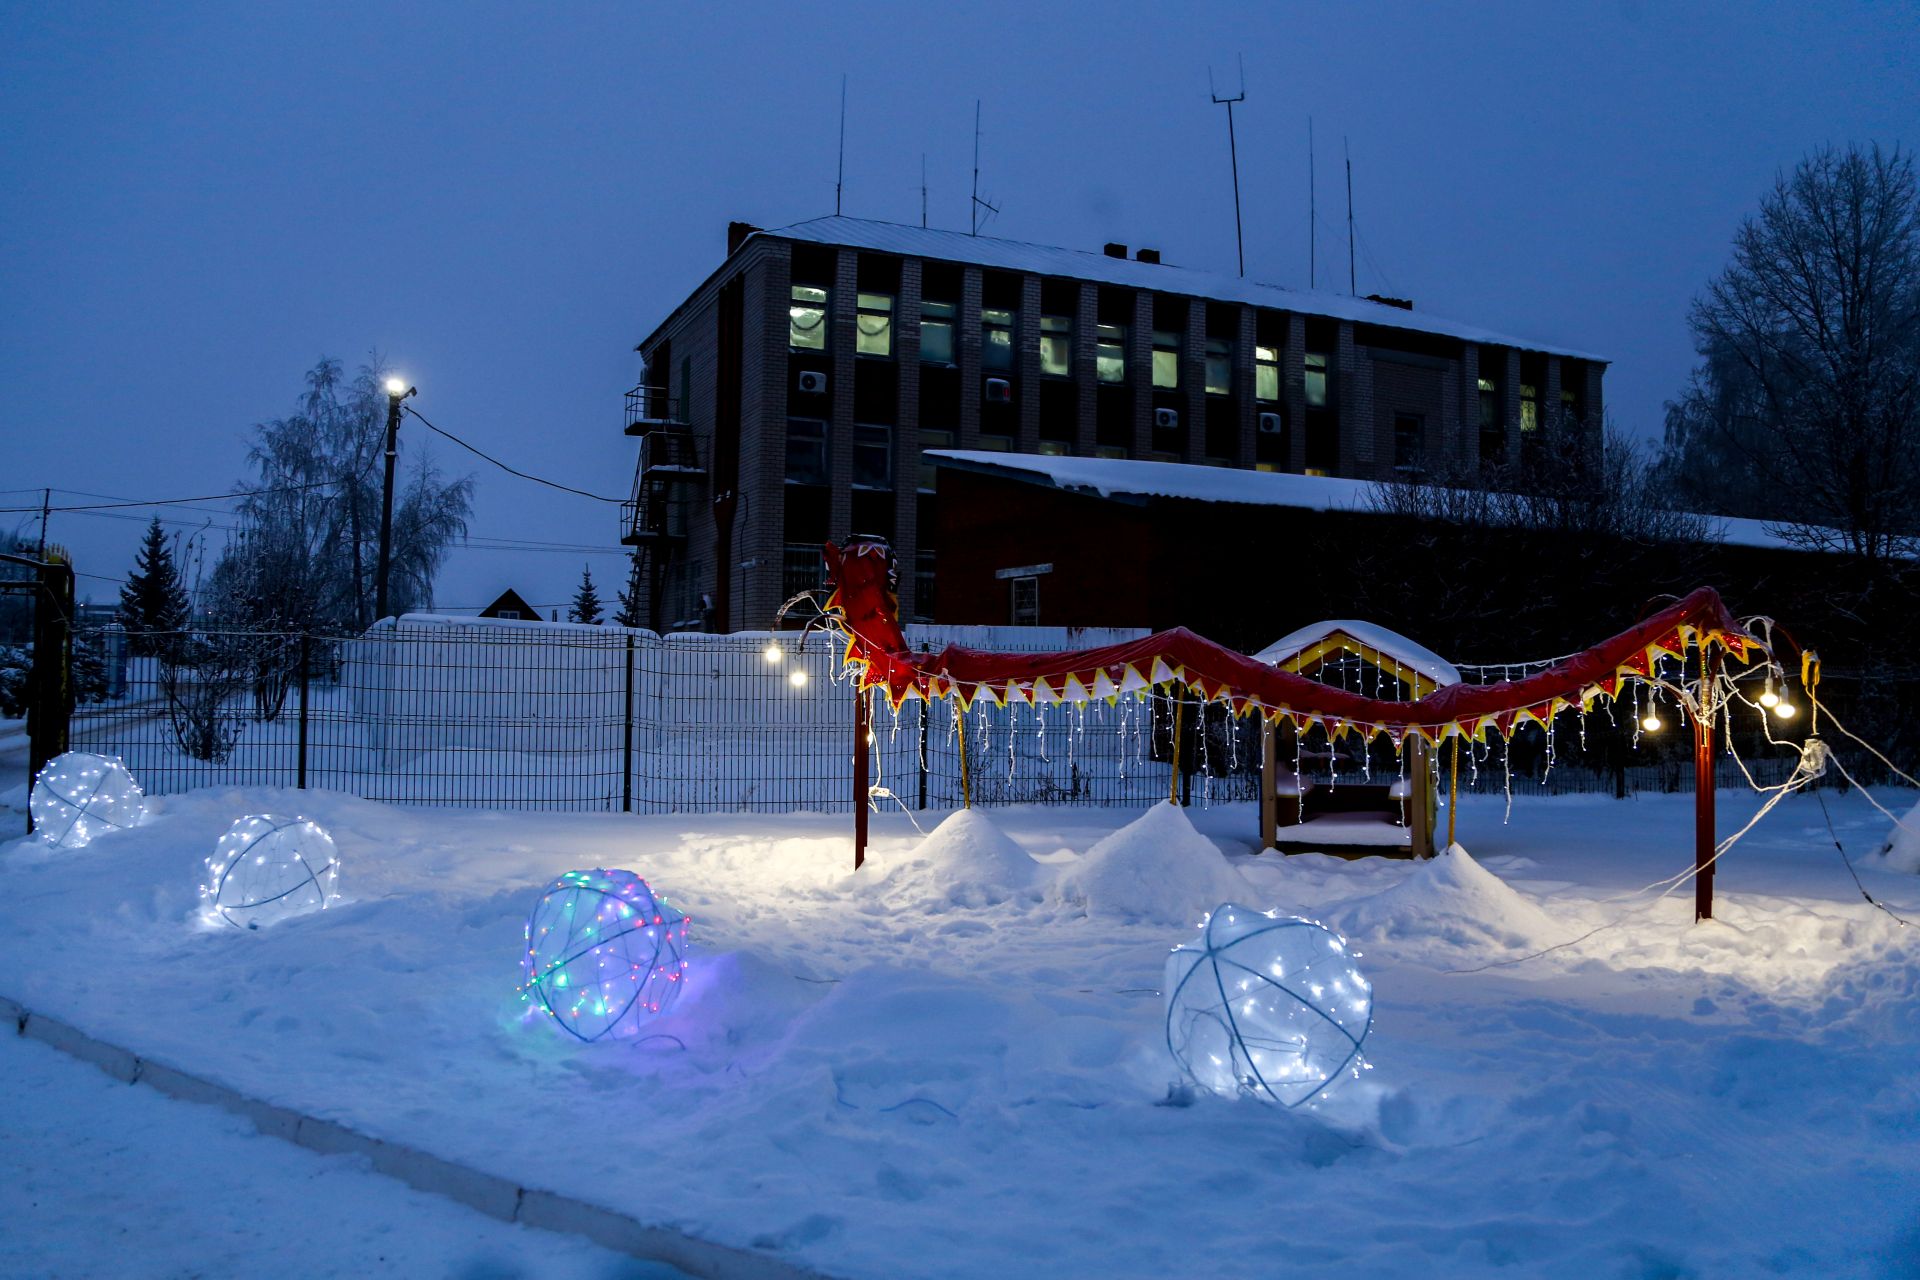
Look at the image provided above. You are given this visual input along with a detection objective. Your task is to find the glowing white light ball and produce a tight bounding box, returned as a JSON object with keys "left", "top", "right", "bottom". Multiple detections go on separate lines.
{"left": 1164, "top": 904, "right": 1372, "bottom": 1107}
{"left": 29, "top": 752, "right": 146, "bottom": 849}
{"left": 520, "top": 869, "right": 690, "bottom": 1043}
{"left": 201, "top": 814, "right": 340, "bottom": 929}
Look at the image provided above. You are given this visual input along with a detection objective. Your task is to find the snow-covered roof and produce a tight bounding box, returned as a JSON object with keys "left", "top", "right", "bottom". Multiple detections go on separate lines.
{"left": 1253, "top": 619, "right": 1462, "bottom": 689}
{"left": 760, "top": 216, "right": 1608, "bottom": 362}
{"left": 927, "top": 451, "right": 1812, "bottom": 553}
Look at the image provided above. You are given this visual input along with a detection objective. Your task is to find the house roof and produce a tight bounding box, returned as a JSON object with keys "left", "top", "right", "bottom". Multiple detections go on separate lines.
{"left": 1253, "top": 620, "right": 1462, "bottom": 690}
{"left": 925, "top": 450, "right": 1807, "bottom": 552}
{"left": 760, "top": 216, "right": 1609, "bottom": 362}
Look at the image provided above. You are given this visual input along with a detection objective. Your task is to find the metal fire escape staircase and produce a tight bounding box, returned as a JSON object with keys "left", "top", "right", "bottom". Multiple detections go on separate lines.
{"left": 619, "top": 385, "right": 703, "bottom": 628}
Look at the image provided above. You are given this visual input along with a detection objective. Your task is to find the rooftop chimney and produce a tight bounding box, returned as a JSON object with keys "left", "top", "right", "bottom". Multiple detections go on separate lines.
{"left": 1103, "top": 242, "right": 1128, "bottom": 259}
{"left": 1364, "top": 293, "right": 1414, "bottom": 311}
{"left": 1135, "top": 248, "right": 1161, "bottom": 264}
{"left": 727, "top": 221, "right": 762, "bottom": 255}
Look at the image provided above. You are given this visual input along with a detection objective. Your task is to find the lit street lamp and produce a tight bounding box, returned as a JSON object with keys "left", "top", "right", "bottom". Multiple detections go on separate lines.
{"left": 375, "top": 376, "right": 417, "bottom": 624}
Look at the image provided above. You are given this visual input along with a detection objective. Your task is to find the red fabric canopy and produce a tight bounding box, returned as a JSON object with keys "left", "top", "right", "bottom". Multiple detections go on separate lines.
{"left": 821, "top": 540, "right": 1758, "bottom": 743}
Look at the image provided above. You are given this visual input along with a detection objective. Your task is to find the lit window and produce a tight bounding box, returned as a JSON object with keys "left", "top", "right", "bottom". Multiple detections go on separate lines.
{"left": 1094, "top": 444, "right": 1128, "bottom": 459}
{"left": 855, "top": 293, "right": 893, "bottom": 357}
{"left": 1037, "top": 439, "right": 1069, "bottom": 456}
{"left": 852, "top": 424, "right": 892, "bottom": 488}
{"left": 919, "top": 429, "right": 954, "bottom": 490}
{"left": 920, "top": 301, "right": 955, "bottom": 364}
{"left": 1520, "top": 383, "right": 1539, "bottom": 433}
{"left": 982, "top": 308, "right": 1014, "bottom": 371}
{"left": 1478, "top": 377, "right": 1498, "bottom": 428}
{"left": 1205, "top": 337, "right": 1232, "bottom": 396}
{"left": 1304, "top": 352, "right": 1329, "bottom": 408}
{"left": 785, "top": 418, "right": 827, "bottom": 485}
{"left": 1152, "top": 330, "right": 1180, "bottom": 389}
{"left": 1096, "top": 323, "right": 1127, "bottom": 383}
{"left": 1040, "top": 315, "right": 1071, "bottom": 377}
{"left": 789, "top": 285, "right": 828, "bottom": 351}
{"left": 1255, "top": 345, "right": 1280, "bottom": 401}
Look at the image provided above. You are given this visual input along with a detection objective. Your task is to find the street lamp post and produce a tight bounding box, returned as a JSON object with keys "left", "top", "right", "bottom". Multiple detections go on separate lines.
{"left": 375, "top": 376, "right": 416, "bottom": 623}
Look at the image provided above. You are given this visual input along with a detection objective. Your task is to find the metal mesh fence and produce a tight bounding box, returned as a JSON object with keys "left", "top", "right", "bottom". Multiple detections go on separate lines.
{"left": 65, "top": 622, "right": 1815, "bottom": 814}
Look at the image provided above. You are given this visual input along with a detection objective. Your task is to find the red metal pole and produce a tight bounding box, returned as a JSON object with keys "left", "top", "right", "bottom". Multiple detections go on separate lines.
{"left": 853, "top": 688, "right": 870, "bottom": 872}
{"left": 1693, "top": 649, "right": 1720, "bottom": 921}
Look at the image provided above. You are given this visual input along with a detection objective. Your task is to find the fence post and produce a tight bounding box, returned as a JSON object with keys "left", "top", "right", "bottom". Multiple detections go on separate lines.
{"left": 26, "top": 560, "right": 75, "bottom": 823}
{"left": 621, "top": 635, "right": 636, "bottom": 814}
{"left": 1693, "top": 648, "right": 1721, "bottom": 921}
{"left": 853, "top": 687, "right": 870, "bottom": 870}
{"left": 917, "top": 699, "right": 929, "bottom": 810}
{"left": 296, "top": 634, "right": 310, "bottom": 789}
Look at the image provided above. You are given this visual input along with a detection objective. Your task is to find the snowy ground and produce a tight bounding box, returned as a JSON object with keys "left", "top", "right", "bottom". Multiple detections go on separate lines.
{"left": 0, "top": 1030, "right": 679, "bottom": 1279}
{"left": 3, "top": 781, "right": 1919, "bottom": 1278}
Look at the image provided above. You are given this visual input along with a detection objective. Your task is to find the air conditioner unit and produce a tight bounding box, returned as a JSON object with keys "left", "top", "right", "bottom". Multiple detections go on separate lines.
{"left": 796, "top": 370, "right": 828, "bottom": 395}
{"left": 1154, "top": 407, "right": 1180, "bottom": 431}
{"left": 1257, "top": 411, "right": 1284, "bottom": 435}
{"left": 984, "top": 377, "right": 1012, "bottom": 404}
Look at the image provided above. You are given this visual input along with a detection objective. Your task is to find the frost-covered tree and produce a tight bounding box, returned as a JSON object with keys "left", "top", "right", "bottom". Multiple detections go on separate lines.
{"left": 218, "top": 358, "right": 473, "bottom": 632}
{"left": 118, "top": 517, "right": 190, "bottom": 654}
{"left": 568, "top": 565, "right": 604, "bottom": 625}
{"left": 1659, "top": 144, "right": 1920, "bottom": 560}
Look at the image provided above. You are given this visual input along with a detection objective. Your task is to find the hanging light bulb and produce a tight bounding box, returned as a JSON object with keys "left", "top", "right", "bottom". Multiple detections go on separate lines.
{"left": 1641, "top": 711, "right": 1663, "bottom": 732}
{"left": 762, "top": 642, "right": 783, "bottom": 664}
{"left": 1773, "top": 700, "right": 1797, "bottom": 720}
{"left": 1759, "top": 687, "right": 1779, "bottom": 708}
{"left": 788, "top": 668, "right": 809, "bottom": 688}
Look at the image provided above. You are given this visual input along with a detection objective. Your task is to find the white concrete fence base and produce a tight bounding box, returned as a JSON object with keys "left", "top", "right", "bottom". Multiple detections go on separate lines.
{"left": 3, "top": 994, "right": 834, "bottom": 1280}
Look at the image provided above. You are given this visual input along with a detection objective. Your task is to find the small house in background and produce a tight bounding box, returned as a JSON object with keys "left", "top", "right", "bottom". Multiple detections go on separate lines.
{"left": 478, "top": 589, "right": 541, "bottom": 621}
{"left": 1254, "top": 620, "right": 1461, "bottom": 859}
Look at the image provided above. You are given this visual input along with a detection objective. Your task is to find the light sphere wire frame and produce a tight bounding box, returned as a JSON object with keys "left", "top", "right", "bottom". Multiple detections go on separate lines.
{"left": 28, "top": 752, "right": 147, "bottom": 849}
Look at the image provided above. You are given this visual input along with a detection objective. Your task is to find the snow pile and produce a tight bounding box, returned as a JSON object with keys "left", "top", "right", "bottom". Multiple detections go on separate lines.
{"left": 1880, "top": 798, "right": 1920, "bottom": 874}
{"left": 879, "top": 809, "right": 1044, "bottom": 907}
{"left": 1324, "top": 842, "right": 1564, "bottom": 954}
{"left": 1053, "top": 802, "right": 1250, "bottom": 927}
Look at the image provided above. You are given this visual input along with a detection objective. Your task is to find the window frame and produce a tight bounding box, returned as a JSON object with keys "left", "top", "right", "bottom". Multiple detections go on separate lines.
{"left": 1095, "top": 323, "right": 1128, "bottom": 384}
{"left": 1254, "top": 344, "right": 1280, "bottom": 402}
{"left": 783, "top": 416, "right": 829, "bottom": 486}
{"left": 981, "top": 307, "right": 1015, "bottom": 372}
{"left": 854, "top": 292, "right": 893, "bottom": 358}
{"left": 1151, "top": 329, "right": 1181, "bottom": 390}
{"left": 1204, "top": 336, "right": 1233, "bottom": 396}
{"left": 851, "top": 422, "right": 893, "bottom": 490}
{"left": 1009, "top": 575, "right": 1040, "bottom": 626}
{"left": 920, "top": 300, "right": 956, "bottom": 365}
{"left": 1304, "top": 351, "right": 1329, "bottom": 408}
{"left": 788, "top": 285, "right": 828, "bottom": 352}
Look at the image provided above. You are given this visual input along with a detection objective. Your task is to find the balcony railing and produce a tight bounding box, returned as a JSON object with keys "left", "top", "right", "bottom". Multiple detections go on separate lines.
{"left": 620, "top": 483, "right": 691, "bottom": 545}
{"left": 639, "top": 424, "right": 703, "bottom": 476}
{"left": 625, "top": 385, "right": 681, "bottom": 435}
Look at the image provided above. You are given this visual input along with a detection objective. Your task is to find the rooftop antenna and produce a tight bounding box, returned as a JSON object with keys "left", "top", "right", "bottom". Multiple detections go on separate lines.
{"left": 970, "top": 100, "right": 998, "bottom": 235}
{"left": 1344, "top": 136, "right": 1356, "bottom": 294}
{"left": 1209, "top": 56, "right": 1247, "bottom": 278}
{"left": 921, "top": 153, "right": 928, "bottom": 229}
{"left": 835, "top": 74, "right": 847, "bottom": 215}
{"left": 1308, "top": 117, "right": 1317, "bottom": 289}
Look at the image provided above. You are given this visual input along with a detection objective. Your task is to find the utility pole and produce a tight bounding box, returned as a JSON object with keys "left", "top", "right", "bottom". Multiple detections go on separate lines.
{"left": 37, "top": 488, "right": 50, "bottom": 557}
{"left": 970, "top": 100, "right": 998, "bottom": 235}
{"left": 835, "top": 74, "right": 847, "bottom": 216}
{"left": 1210, "top": 58, "right": 1247, "bottom": 278}
{"left": 375, "top": 377, "right": 416, "bottom": 623}
{"left": 1308, "top": 118, "right": 1317, "bottom": 289}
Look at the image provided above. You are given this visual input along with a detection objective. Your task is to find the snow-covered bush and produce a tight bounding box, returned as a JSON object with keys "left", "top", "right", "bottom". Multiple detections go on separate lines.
{"left": 28, "top": 751, "right": 146, "bottom": 849}
{"left": 1164, "top": 905, "right": 1372, "bottom": 1107}
{"left": 200, "top": 814, "right": 341, "bottom": 929}
{"left": 520, "top": 869, "right": 690, "bottom": 1042}
{"left": 1053, "top": 802, "right": 1250, "bottom": 927}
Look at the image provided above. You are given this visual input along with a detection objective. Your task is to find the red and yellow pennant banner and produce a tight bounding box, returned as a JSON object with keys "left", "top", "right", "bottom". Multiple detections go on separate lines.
{"left": 821, "top": 540, "right": 1759, "bottom": 745}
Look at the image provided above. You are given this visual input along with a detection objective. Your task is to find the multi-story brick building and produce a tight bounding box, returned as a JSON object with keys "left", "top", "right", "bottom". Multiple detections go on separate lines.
{"left": 624, "top": 215, "right": 1605, "bottom": 631}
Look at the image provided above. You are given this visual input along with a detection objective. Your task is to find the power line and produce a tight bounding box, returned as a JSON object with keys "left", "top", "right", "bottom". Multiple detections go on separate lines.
{"left": 0, "top": 478, "right": 337, "bottom": 515}
{"left": 401, "top": 405, "right": 621, "bottom": 504}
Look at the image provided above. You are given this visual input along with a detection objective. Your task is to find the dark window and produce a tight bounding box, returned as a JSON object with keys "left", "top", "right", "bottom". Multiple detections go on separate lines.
{"left": 1205, "top": 337, "right": 1232, "bottom": 396}
{"left": 782, "top": 544, "right": 827, "bottom": 601}
{"left": 1394, "top": 413, "right": 1425, "bottom": 472}
{"left": 785, "top": 418, "right": 827, "bottom": 485}
{"left": 1010, "top": 576, "right": 1039, "bottom": 625}
{"left": 789, "top": 285, "right": 828, "bottom": 351}
{"left": 919, "top": 428, "right": 954, "bottom": 491}
{"left": 913, "top": 548, "right": 936, "bottom": 622}
{"left": 852, "top": 424, "right": 892, "bottom": 489}
{"left": 920, "top": 300, "right": 955, "bottom": 364}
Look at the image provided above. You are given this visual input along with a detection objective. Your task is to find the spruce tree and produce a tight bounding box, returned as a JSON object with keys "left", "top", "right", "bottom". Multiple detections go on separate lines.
{"left": 612, "top": 555, "right": 645, "bottom": 628}
{"left": 119, "top": 517, "right": 189, "bottom": 654}
{"left": 568, "top": 564, "right": 603, "bottom": 625}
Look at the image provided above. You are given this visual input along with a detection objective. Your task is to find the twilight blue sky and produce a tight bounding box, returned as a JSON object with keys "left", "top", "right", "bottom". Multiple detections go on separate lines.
{"left": 1, "top": 1, "right": 1913, "bottom": 616}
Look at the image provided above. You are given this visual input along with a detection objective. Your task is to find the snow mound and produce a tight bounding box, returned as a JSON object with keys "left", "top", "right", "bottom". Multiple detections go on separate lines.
{"left": 1324, "top": 842, "right": 1563, "bottom": 953}
{"left": 1880, "top": 799, "right": 1920, "bottom": 874}
{"left": 1053, "top": 802, "right": 1250, "bottom": 927}
{"left": 883, "top": 809, "right": 1044, "bottom": 907}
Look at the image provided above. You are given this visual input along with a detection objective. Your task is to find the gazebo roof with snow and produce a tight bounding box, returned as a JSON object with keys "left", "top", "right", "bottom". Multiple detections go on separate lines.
{"left": 1253, "top": 620, "right": 1462, "bottom": 698}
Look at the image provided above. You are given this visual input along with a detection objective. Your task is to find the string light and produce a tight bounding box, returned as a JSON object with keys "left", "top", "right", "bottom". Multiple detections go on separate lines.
{"left": 1774, "top": 701, "right": 1797, "bottom": 720}
{"left": 519, "top": 869, "right": 689, "bottom": 1043}
{"left": 762, "top": 642, "right": 783, "bottom": 664}
{"left": 200, "top": 814, "right": 340, "bottom": 929}
{"left": 1164, "top": 905, "right": 1372, "bottom": 1108}
{"left": 28, "top": 752, "right": 146, "bottom": 849}
{"left": 788, "top": 668, "right": 809, "bottom": 688}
